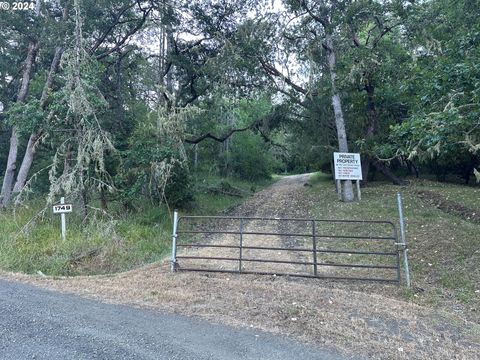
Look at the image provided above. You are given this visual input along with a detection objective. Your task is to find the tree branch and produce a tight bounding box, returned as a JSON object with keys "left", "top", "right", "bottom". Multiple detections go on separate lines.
{"left": 258, "top": 57, "right": 307, "bottom": 94}
{"left": 371, "top": 21, "right": 402, "bottom": 49}
{"left": 348, "top": 22, "right": 361, "bottom": 47}
{"left": 89, "top": 3, "right": 137, "bottom": 54}
{"left": 95, "top": 4, "right": 153, "bottom": 60}
{"left": 299, "top": 0, "right": 328, "bottom": 28}
{"left": 256, "top": 126, "right": 288, "bottom": 151}
{"left": 185, "top": 125, "right": 253, "bottom": 144}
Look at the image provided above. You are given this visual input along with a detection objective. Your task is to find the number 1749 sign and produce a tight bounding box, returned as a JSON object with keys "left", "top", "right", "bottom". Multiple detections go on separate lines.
{"left": 53, "top": 203, "right": 73, "bottom": 214}
{"left": 334, "top": 152, "right": 363, "bottom": 180}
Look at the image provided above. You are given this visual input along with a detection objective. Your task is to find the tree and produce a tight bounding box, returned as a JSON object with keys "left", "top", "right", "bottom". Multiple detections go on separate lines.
{"left": 387, "top": 0, "right": 480, "bottom": 182}
{"left": 0, "top": 0, "right": 41, "bottom": 208}
{"left": 1, "top": 0, "right": 156, "bottom": 208}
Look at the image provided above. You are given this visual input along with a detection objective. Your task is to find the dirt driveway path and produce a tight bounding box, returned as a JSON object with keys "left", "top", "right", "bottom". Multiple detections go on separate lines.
{"left": 179, "top": 173, "right": 316, "bottom": 275}
{"left": 1, "top": 174, "right": 479, "bottom": 359}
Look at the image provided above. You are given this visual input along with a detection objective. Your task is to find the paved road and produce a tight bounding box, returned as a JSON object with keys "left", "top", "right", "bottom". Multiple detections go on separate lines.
{"left": 0, "top": 279, "right": 346, "bottom": 360}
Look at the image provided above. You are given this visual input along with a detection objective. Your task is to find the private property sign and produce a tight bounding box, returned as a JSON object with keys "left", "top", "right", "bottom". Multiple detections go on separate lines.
{"left": 334, "top": 152, "right": 363, "bottom": 180}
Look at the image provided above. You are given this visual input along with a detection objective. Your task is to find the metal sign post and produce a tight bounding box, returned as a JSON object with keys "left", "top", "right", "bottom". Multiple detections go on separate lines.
{"left": 396, "top": 193, "right": 411, "bottom": 288}
{"left": 52, "top": 197, "right": 73, "bottom": 241}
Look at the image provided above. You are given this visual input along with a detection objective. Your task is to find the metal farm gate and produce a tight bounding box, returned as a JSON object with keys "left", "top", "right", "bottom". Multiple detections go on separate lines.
{"left": 170, "top": 195, "right": 411, "bottom": 286}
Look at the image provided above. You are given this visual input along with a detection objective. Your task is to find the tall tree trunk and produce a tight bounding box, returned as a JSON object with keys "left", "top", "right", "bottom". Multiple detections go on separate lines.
{"left": 165, "top": 26, "right": 175, "bottom": 96}
{"left": 193, "top": 143, "right": 198, "bottom": 170}
{"left": 13, "top": 46, "right": 65, "bottom": 195}
{"left": 325, "top": 33, "right": 354, "bottom": 202}
{"left": 100, "top": 188, "right": 108, "bottom": 211}
{"left": 0, "top": 37, "right": 40, "bottom": 207}
{"left": 0, "top": 128, "right": 19, "bottom": 207}
{"left": 361, "top": 81, "right": 377, "bottom": 185}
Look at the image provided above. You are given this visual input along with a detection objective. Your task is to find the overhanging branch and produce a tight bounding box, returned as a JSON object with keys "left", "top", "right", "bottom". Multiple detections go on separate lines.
{"left": 185, "top": 125, "right": 253, "bottom": 144}
{"left": 258, "top": 57, "right": 307, "bottom": 95}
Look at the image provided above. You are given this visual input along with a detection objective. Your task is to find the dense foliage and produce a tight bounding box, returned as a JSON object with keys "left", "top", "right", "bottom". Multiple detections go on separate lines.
{"left": 0, "top": 0, "right": 478, "bottom": 214}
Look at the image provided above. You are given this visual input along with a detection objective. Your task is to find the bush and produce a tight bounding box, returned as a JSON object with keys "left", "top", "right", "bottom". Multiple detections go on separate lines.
{"left": 229, "top": 133, "right": 277, "bottom": 180}
{"left": 118, "top": 114, "right": 193, "bottom": 208}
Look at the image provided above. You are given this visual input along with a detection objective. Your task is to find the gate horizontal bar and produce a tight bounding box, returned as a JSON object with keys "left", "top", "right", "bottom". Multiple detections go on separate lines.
{"left": 178, "top": 215, "right": 395, "bottom": 226}
{"left": 315, "top": 249, "right": 397, "bottom": 256}
{"left": 177, "top": 255, "right": 397, "bottom": 269}
{"left": 178, "top": 230, "right": 395, "bottom": 241}
{"left": 176, "top": 268, "right": 399, "bottom": 283}
{"left": 177, "top": 230, "right": 312, "bottom": 237}
{"left": 177, "top": 244, "right": 397, "bottom": 256}
{"left": 177, "top": 244, "right": 312, "bottom": 252}
{"left": 177, "top": 255, "right": 312, "bottom": 266}
{"left": 316, "top": 262, "right": 397, "bottom": 269}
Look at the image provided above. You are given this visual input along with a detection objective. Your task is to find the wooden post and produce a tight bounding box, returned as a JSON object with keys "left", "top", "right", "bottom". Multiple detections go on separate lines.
{"left": 356, "top": 180, "right": 361, "bottom": 201}
{"left": 337, "top": 180, "right": 342, "bottom": 200}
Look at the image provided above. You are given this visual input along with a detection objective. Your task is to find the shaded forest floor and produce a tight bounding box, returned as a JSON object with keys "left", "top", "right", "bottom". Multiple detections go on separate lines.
{"left": 1, "top": 173, "right": 479, "bottom": 359}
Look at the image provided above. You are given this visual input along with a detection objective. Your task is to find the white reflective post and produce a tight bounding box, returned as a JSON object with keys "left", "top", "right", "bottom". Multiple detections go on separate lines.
{"left": 60, "top": 197, "right": 66, "bottom": 241}
{"left": 171, "top": 211, "right": 178, "bottom": 272}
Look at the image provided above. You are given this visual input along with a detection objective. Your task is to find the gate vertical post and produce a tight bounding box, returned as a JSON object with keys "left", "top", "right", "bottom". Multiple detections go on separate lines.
{"left": 397, "top": 193, "right": 411, "bottom": 288}
{"left": 239, "top": 219, "right": 244, "bottom": 273}
{"left": 312, "top": 220, "right": 318, "bottom": 276}
{"left": 393, "top": 225, "right": 401, "bottom": 284}
{"left": 171, "top": 211, "right": 178, "bottom": 272}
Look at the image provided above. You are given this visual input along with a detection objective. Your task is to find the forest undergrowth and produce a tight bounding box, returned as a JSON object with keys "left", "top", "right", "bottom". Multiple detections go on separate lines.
{"left": 0, "top": 174, "right": 274, "bottom": 276}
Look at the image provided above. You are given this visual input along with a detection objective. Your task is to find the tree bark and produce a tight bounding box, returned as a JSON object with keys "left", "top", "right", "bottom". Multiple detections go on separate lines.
{"left": 361, "top": 81, "right": 377, "bottom": 185}
{"left": 0, "top": 36, "right": 40, "bottom": 207}
{"left": 0, "top": 128, "right": 19, "bottom": 207}
{"left": 100, "top": 188, "right": 108, "bottom": 211}
{"left": 371, "top": 158, "right": 407, "bottom": 185}
{"left": 325, "top": 33, "right": 354, "bottom": 202}
{"left": 193, "top": 143, "right": 198, "bottom": 170}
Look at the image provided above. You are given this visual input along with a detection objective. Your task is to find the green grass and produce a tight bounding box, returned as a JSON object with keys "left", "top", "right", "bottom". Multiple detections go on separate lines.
{"left": 306, "top": 172, "right": 480, "bottom": 313}
{"left": 0, "top": 204, "right": 172, "bottom": 276}
{"left": 0, "top": 174, "right": 276, "bottom": 276}
{"left": 189, "top": 174, "right": 275, "bottom": 215}
{"left": 410, "top": 178, "right": 480, "bottom": 210}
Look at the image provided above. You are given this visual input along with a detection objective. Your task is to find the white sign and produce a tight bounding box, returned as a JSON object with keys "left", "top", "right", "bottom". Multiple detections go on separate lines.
{"left": 53, "top": 204, "right": 73, "bottom": 214}
{"left": 334, "top": 152, "right": 363, "bottom": 180}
